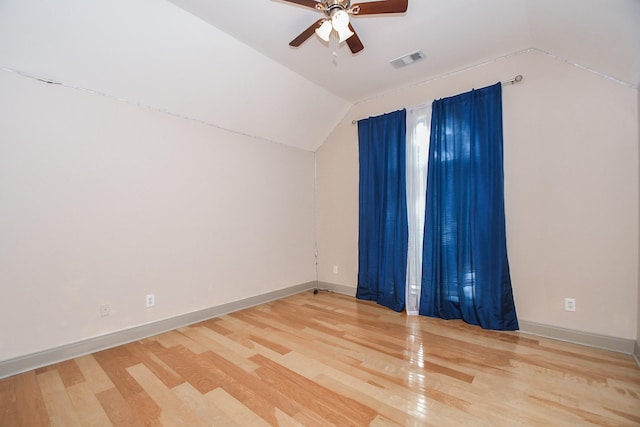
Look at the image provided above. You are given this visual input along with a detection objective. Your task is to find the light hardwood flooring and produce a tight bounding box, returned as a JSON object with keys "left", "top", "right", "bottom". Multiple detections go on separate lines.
{"left": 1, "top": 291, "right": 639, "bottom": 426}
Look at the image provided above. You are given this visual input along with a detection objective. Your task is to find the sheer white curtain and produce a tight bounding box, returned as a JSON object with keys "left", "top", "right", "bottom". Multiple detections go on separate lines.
{"left": 405, "top": 104, "right": 431, "bottom": 315}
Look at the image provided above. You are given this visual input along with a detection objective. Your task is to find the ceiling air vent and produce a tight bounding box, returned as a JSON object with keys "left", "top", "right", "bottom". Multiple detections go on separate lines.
{"left": 389, "top": 50, "right": 425, "bottom": 69}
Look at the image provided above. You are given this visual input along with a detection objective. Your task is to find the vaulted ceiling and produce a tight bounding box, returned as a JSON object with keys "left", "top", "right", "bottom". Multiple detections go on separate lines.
{"left": 1, "top": 0, "right": 638, "bottom": 152}
{"left": 170, "top": 0, "right": 640, "bottom": 101}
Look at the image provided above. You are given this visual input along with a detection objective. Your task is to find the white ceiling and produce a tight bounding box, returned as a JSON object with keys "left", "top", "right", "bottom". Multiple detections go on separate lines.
{"left": 1, "top": 0, "right": 638, "bottom": 152}
{"left": 169, "top": 0, "right": 640, "bottom": 101}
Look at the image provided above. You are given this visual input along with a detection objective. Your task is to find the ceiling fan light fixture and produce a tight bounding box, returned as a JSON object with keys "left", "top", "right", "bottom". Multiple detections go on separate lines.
{"left": 315, "top": 19, "right": 332, "bottom": 42}
{"left": 331, "top": 9, "right": 350, "bottom": 30}
{"left": 284, "top": 0, "right": 410, "bottom": 53}
{"left": 336, "top": 25, "right": 354, "bottom": 42}
{"left": 331, "top": 10, "right": 353, "bottom": 42}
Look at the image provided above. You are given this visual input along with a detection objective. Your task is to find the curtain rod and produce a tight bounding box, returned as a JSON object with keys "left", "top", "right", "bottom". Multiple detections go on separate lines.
{"left": 351, "top": 75, "right": 524, "bottom": 125}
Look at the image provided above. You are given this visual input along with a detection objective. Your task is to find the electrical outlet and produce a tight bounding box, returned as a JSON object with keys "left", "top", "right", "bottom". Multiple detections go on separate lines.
{"left": 145, "top": 293, "right": 155, "bottom": 308}
{"left": 100, "top": 303, "right": 111, "bottom": 317}
{"left": 332, "top": 265, "right": 339, "bottom": 274}
{"left": 564, "top": 298, "right": 576, "bottom": 312}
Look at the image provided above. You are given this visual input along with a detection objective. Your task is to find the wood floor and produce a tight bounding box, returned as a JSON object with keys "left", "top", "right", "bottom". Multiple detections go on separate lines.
{"left": 1, "top": 291, "right": 639, "bottom": 426}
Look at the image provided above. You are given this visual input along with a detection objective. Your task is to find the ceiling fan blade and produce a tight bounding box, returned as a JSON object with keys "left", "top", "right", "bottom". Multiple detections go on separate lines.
{"left": 289, "top": 19, "right": 324, "bottom": 47}
{"left": 281, "top": 0, "right": 322, "bottom": 10}
{"left": 346, "top": 24, "right": 364, "bottom": 53}
{"left": 351, "top": 0, "right": 408, "bottom": 15}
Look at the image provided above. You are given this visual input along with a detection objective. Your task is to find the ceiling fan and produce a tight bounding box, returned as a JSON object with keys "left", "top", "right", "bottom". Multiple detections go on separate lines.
{"left": 283, "top": 0, "right": 408, "bottom": 54}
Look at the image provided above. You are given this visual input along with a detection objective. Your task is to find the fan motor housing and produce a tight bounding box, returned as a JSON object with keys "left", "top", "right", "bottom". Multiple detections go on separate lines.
{"left": 320, "top": 0, "right": 351, "bottom": 12}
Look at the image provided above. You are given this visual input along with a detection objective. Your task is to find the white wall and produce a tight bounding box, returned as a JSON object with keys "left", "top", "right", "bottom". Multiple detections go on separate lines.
{"left": 0, "top": 70, "right": 316, "bottom": 362}
{"left": 316, "top": 49, "right": 639, "bottom": 340}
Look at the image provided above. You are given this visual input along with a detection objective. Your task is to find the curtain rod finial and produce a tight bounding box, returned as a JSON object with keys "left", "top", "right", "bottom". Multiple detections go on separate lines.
{"left": 502, "top": 74, "right": 524, "bottom": 85}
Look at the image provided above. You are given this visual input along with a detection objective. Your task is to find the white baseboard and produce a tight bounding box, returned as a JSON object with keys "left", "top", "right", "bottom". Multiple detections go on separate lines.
{"left": 315, "top": 281, "right": 357, "bottom": 296}
{"left": 518, "top": 320, "right": 636, "bottom": 355}
{"left": 634, "top": 341, "right": 640, "bottom": 368}
{"left": 0, "top": 282, "right": 316, "bottom": 380}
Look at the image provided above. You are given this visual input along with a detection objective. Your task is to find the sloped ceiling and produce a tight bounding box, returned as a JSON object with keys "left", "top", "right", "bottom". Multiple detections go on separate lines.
{"left": 170, "top": 0, "right": 640, "bottom": 101}
{"left": 1, "top": 0, "right": 639, "bottom": 152}
{"left": 0, "top": 0, "right": 350, "bottom": 151}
